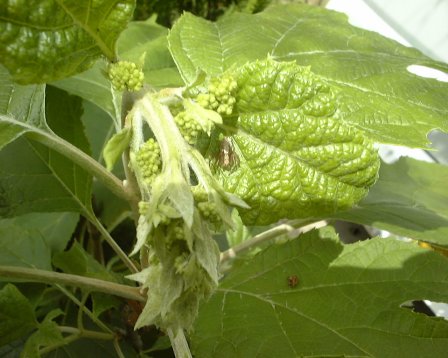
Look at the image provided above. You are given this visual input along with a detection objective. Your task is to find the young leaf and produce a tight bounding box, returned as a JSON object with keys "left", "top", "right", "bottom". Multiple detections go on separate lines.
{"left": 103, "top": 127, "right": 131, "bottom": 171}
{"left": 336, "top": 157, "right": 448, "bottom": 247}
{"left": 191, "top": 229, "right": 448, "bottom": 357}
{"left": 0, "top": 284, "right": 38, "bottom": 346}
{"left": 0, "top": 0, "right": 136, "bottom": 84}
{"left": 168, "top": 5, "right": 448, "bottom": 147}
{"left": 0, "top": 213, "right": 78, "bottom": 270}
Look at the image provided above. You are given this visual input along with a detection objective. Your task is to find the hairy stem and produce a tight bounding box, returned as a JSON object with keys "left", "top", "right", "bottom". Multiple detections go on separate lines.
{"left": 0, "top": 266, "right": 145, "bottom": 302}
{"left": 220, "top": 220, "right": 327, "bottom": 272}
{"left": 167, "top": 327, "right": 193, "bottom": 358}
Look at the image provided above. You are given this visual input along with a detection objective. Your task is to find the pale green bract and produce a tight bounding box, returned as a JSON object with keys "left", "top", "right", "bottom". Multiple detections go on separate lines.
{"left": 204, "top": 59, "right": 380, "bottom": 225}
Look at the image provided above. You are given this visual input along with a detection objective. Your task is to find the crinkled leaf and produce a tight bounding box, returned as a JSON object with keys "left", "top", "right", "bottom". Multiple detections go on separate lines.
{"left": 192, "top": 229, "right": 448, "bottom": 357}
{"left": 0, "top": 212, "right": 78, "bottom": 270}
{"left": 336, "top": 157, "right": 448, "bottom": 247}
{"left": 0, "top": 284, "right": 37, "bottom": 346}
{"left": 210, "top": 59, "right": 380, "bottom": 225}
{"left": 0, "top": 86, "right": 93, "bottom": 217}
{"left": 169, "top": 5, "right": 448, "bottom": 147}
{"left": 0, "top": 0, "right": 135, "bottom": 84}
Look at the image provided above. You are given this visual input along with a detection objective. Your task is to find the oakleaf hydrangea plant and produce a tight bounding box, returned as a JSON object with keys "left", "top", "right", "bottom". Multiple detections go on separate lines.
{"left": 0, "top": 1, "right": 447, "bottom": 357}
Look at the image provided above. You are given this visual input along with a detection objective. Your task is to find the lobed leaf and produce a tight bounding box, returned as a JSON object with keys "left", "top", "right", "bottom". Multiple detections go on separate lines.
{"left": 192, "top": 229, "right": 448, "bottom": 357}
{"left": 168, "top": 5, "right": 448, "bottom": 147}
{"left": 0, "top": 0, "right": 135, "bottom": 84}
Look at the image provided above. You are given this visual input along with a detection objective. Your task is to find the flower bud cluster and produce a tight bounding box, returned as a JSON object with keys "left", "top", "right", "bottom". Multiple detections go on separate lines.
{"left": 108, "top": 61, "right": 144, "bottom": 92}
{"left": 196, "top": 74, "right": 237, "bottom": 115}
{"left": 135, "top": 139, "right": 161, "bottom": 185}
{"left": 174, "top": 111, "right": 202, "bottom": 144}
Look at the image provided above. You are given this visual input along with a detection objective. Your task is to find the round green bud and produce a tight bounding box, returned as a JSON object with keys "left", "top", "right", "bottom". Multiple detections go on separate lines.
{"left": 108, "top": 61, "right": 144, "bottom": 92}
{"left": 135, "top": 138, "right": 162, "bottom": 185}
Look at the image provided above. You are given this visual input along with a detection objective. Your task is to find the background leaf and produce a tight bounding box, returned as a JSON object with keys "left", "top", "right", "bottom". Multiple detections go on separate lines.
{"left": 0, "top": 0, "right": 136, "bottom": 83}
{"left": 0, "top": 284, "right": 37, "bottom": 346}
{"left": 192, "top": 229, "right": 448, "bottom": 357}
{"left": 0, "top": 87, "right": 93, "bottom": 217}
{"left": 168, "top": 5, "right": 448, "bottom": 147}
{"left": 335, "top": 157, "right": 448, "bottom": 247}
{"left": 52, "top": 17, "right": 182, "bottom": 123}
{"left": 0, "top": 66, "right": 46, "bottom": 150}
{"left": 0, "top": 213, "right": 78, "bottom": 270}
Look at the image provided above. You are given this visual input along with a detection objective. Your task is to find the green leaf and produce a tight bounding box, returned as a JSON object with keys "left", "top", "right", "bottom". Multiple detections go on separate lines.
{"left": 336, "top": 157, "right": 448, "bottom": 247}
{"left": 0, "top": 212, "right": 78, "bottom": 270}
{"left": 52, "top": 241, "right": 120, "bottom": 283}
{"left": 52, "top": 17, "right": 182, "bottom": 122}
{"left": 192, "top": 229, "right": 448, "bottom": 357}
{"left": 117, "top": 18, "right": 183, "bottom": 88}
{"left": 210, "top": 59, "right": 380, "bottom": 225}
{"left": 0, "top": 0, "right": 136, "bottom": 84}
{"left": 103, "top": 127, "right": 131, "bottom": 171}
{"left": 168, "top": 5, "right": 448, "bottom": 147}
{"left": 0, "top": 66, "right": 46, "bottom": 150}
{"left": 0, "top": 86, "right": 93, "bottom": 217}
{"left": 81, "top": 100, "right": 131, "bottom": 229}
{"left": 0, "top": 284, "right": 37, "bottom": 346}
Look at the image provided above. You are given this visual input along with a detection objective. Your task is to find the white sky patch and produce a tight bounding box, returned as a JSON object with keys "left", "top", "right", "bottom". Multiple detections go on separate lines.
{"left": 407, "top": 65, "right": 448, "bottom": 82}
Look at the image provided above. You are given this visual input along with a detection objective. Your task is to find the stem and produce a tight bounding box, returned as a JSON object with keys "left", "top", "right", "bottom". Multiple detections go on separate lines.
{"left": 121, "top": 91, "right": 142, "bottom": 223}
{"left": 58, "top": 326, "right": 114, "bottom": 340}
{"left": 56, "top": 285, "right": 113, "bottom": 334}
{"left": 26, "top": 130, "right": 136, "bottom": 204}
{"left": 220, "top": 220, "right": 327, "bottom": 271}
{"left": 167, "top": 327, "right": 193, "bottom": 358}
{"left": 0, "top": 266, "right": 145, "bottom": 302}
{"left": 90, "top": 215, "right": 139, "bottom": 274}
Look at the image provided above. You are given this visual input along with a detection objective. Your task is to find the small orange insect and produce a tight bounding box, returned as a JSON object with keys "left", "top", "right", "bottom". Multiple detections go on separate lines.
{"left": 287, "top": 275, "right": 299, "bottom": 288}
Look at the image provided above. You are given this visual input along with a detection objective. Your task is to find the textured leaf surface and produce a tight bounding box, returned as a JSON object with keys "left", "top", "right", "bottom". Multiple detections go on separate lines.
{"left": 192, "top": 229, "right": 448, "bottom": 357}
{"left": 0, "top": 0, "right": 135, "bottom": 83}
{"left": 210, "top": 59, "right": 379, "bottom": 225}
{"left": 336, "top": 157, "right": 448, "bottom": 247}
{"left": 0, "top": 86, "right": 93, "bottom": 217}
{"left": 0, "top": 284, "right": 37, "bottom": 346}
{"left": 0, "top": 212, "right": 78, "bottom": 270}
{"left": 169, "top": 5, "right": 448, "bottom": 147}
